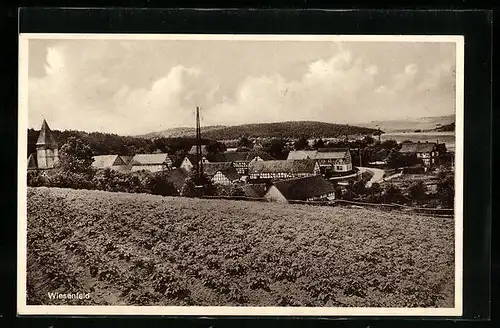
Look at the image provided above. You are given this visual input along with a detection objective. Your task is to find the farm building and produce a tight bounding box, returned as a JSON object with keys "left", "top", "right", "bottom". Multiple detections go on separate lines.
{"left": 28, "top": 119, "right": 59, "bottom": 170}
{"left": 180, "top": 154, "right": 209, "bottom": 173}
{"left": 130, "top": 153, "right": 173, "bottom": 173}
{"left": 248, "top": 159, "right": 321, "bottom": 181}
{"left": 92, "top": 155, "right": 130, "bottom": 172}
{"left": 399, "top": 142, "right": 447, "bottom": 167}
{"left": 202, "top": 162, "right": 240, "bottom": 185}
{"left": 264, "top": 175, "right": 336, "bottom": 203}
{"left": 216, "top": 151, "right": 275, "bottom": 175}
{"left": 287, "top": 148, "right": 352, "bottom": 172}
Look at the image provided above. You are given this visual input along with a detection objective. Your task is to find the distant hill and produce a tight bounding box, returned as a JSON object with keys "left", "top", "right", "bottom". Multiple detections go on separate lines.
{"left": 141, "top": 125, "right": 226, "bottom": 139}
{"left": 427, "top": 122, "right": 455, "bottom": 132}
{"left": 142, "top": 121, "right": 379, "bottom": 140}
{"left": 359, "top": 115, "right": 455, "bottom": 133}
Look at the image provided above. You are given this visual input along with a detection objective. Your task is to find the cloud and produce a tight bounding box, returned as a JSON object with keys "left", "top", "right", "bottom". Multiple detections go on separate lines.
{"left": 28, "top": 41, "right": 457, "bottom": 134}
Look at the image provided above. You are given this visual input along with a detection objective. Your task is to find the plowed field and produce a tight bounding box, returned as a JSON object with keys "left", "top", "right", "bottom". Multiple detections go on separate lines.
{"left": 26, "top": 187, "right": 455, "bottom": 307}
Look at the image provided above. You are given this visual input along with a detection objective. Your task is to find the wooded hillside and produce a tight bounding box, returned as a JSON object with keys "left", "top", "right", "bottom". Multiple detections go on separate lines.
{"left": 143, "top": 121, "right": 380, "bottom": 140}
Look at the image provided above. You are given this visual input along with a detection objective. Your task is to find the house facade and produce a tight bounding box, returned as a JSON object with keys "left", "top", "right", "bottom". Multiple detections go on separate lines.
{"left": 28, "top": 119, "right": 59, "bottom": 170}
{"left": 287, "top": 148, "right": 352, "bottom": 172}
{"left": 248, "top": 159, "right": 320, "bottom": 181}
{"left": 264, "top": 175, "right": 336, "bottom": 203}
{"left": 130, "top": 153, "right": 174, "bottom": 172}
{"left": 218, "top": 151, "right": 275, "bottom": 175}
{"left": 202, "top": 162, "right": 240, "bottom": 185}
{"left": 399, "top": 142, "right": 447, "bottom": 167}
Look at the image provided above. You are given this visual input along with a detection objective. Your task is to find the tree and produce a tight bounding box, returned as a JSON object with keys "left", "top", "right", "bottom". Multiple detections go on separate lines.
{"left": 58, "top": 137, "right": 94, "bottom": 174}
{"left": 408, "top": 181, "right": 427, "bottom": 201}
{"left": 180, "top": 178, "right": 197, "bottom": 197}
{"left": 313, "top": 138, "right": 325, "bottom": 149}
{"left": 362, "top": 135, "right": 375, "bottom": 146}
{"left": 294, "top": 136, "right": 308, "bottom": 150}
{"left": 262, "top": 138, "right": 287, "bottom": 159}
{"left": 351, "top": 180, "right": 367, "bottom": 195}
{"left": 369, "top": 182, "right": 382, "bottom": 195}
{"left": 148, "top": 172, "right": 178, "bottom": 196}
{"left": 238, "top": 136, "right": 252, "bottom": 148}
{"left": 380, "top": 139, "right": 398, "bottom": 150}
{"left": 206, "top": 141, "right": 225, "bottom": 154}
{"left": 386, "top": 150, "right": 403, "bottom": 169}
{"left": 437, "top": 174, "right": 454, "bottom": 208}
{"left": 382, "top": 184, "right": 404, "bottom": 204}
{"left": 229, "top": 184, "right": 245, "bottom": 197}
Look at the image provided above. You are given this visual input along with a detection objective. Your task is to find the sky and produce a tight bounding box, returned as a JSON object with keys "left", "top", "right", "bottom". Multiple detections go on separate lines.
{"left": 27, "top": 38, "right": 457, "bottom": 136}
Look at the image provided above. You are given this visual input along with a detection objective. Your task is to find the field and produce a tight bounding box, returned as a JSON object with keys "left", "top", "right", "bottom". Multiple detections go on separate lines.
{"left": 26, "top": 187, "right": 455, "bottom": 307}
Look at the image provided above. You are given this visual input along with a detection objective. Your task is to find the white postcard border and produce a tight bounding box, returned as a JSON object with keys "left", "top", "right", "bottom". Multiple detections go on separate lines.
{"left": 17, "top": 33, "right": 465, "bottom": 317}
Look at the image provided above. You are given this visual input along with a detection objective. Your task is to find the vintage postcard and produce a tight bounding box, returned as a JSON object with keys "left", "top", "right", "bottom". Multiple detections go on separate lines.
{"left": 18, "top": 34, "right": 464, "bottom": 316}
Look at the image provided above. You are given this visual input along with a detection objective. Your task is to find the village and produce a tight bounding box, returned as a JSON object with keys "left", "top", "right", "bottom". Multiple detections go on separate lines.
{"left": 27, "top": 113, "right": 455, "bottom": 209}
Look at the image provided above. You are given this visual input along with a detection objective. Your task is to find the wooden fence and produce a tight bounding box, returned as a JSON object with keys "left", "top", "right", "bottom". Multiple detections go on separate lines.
{"left": 200, "top": 195, "right": 454, "bottom": 218}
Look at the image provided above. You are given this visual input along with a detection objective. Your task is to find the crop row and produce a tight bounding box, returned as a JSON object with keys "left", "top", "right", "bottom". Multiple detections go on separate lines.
{"left": 26, "top": 187, "right": 455, "bottom": 307}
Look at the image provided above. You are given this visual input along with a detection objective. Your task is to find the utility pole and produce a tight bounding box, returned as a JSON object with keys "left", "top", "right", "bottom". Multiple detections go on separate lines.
{"left": 195, "top": 106, "right": 203, "bottom": 196}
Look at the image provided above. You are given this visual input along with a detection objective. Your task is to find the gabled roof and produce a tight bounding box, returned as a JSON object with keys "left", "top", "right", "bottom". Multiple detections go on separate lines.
{"left": 119, "top": 155, "right": 134, "bottom": 165}
{"left": 131, "top": 153, "right": 172, "bottom": 166}
{"left": 202, "top": 162, "right": 240, "bottom": 181}
{"left": 219, "top": 150, "right": 275, "bottom": 163}
{"left": 270, "top": 175, "right": 335, "bottom": 201}
{"left": 287, "top": 150, "right": 317, "bottom": 160}
{"left": 36, "top": 119, "right": 58, "bottom": 147}
{"left": 242, "top": 184, "right": 268, "bottom": 198}
{"left": 248, "top": 159, "right": 318, "bottom": 174}
{"left": 248, "top": 150, "right": 275, "bottom": 161}
{"left": 92, "top": 155, "right": 125, "bottom": 168}
{"left": 287, "top": 148, "right": 349, "bottom": 160}
{"left": 27, "top": 153, "right": 37, "bottom": 169}
{"left": 400, "top": 142, "right": 437, "bottom": 153}
{"left": 188, "top": 145, "right": 209, "bottom": 155}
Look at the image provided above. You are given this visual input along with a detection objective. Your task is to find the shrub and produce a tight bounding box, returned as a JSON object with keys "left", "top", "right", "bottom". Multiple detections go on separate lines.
{"left": 382, "top": 184, "right": 405, "bottom": 204}
{"left": 408, "top": 181, "right": 427, "bottom": 201}
{"left": 48, "top": 170, "right": 95, "bottom": 190}
{"left": 27, "top": 170, "right": 50, "bottom": 187}
{"left": 148, "top": 172, "right": 178, "bottom": 196}
{"left": 180, "top": 179, "right": 197, "bottom": 197}
{"left": 437, "top": 174, "right": 454, "bottom": 208}
{"left": 369, "top": 182, "right": 382, "bottom": 194}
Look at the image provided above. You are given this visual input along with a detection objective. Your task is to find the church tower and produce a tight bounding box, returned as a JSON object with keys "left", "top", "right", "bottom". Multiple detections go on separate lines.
{"left": 36, "top": 119, "right": 59, "bottom": 169}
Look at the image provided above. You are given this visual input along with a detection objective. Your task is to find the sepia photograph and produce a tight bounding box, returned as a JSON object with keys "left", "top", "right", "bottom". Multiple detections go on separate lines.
{"left": 18, "top": 34, "right": 463, "bottom": 316}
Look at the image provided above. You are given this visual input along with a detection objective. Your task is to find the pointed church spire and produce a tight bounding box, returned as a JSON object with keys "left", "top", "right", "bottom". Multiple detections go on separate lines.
{"left": 36, "top": 119, "right": 58, "bottom": 148}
